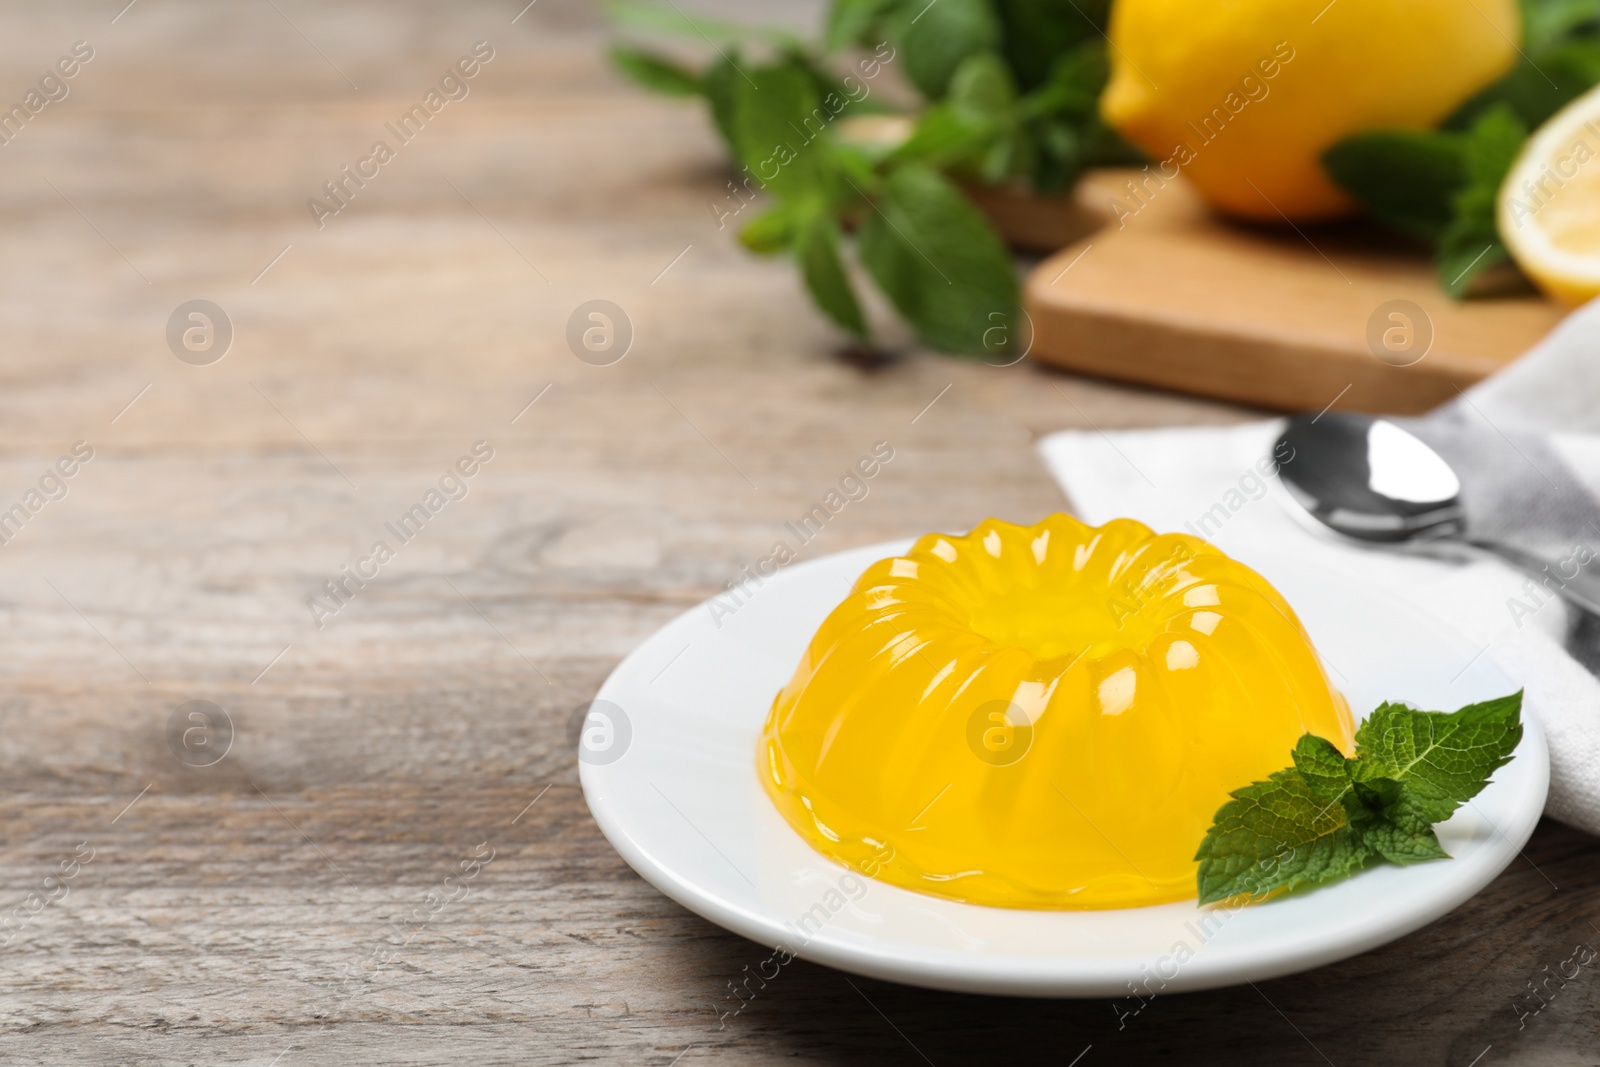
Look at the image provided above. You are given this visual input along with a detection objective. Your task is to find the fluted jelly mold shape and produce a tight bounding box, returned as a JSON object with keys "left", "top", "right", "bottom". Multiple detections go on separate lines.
{"left": 759, "top": 515, "right": 1355, "bottom": 910}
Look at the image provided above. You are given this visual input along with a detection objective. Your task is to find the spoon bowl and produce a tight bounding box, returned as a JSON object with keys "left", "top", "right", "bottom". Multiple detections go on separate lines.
{"left": 1275, "top": 411, "right": 1600, "bottom": 617}
{"left": 1276, "top": 413, "right": 1466, "bottom": 544}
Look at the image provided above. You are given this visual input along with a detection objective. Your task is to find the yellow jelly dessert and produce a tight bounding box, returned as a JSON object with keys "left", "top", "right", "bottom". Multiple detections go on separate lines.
{"left": 759, "top": 515, "right": 1354, "bottom": 910}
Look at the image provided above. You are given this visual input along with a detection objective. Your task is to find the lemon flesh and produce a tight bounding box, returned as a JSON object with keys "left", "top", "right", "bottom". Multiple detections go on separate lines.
{"left": 1500, "top": 83, "right": 1600, "bottom": 304}
{"left": 759, "top": 516, "right": 1354, "bottom": 911}
{"left": 1102, "top": 0, "right": 1520, "bottom": 221}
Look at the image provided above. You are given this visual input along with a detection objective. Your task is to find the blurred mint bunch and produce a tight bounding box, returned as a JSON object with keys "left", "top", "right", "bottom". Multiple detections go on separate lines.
{"left": 606, "top": 0, "right": 1137, "bottom": 357}
{"left": 1324, "top": 0, "right": 1600, "bottom": 297}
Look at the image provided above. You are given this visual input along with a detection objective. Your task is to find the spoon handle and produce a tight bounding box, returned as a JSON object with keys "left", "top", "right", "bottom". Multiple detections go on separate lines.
{"left": 1477, "top": 540, "right": 1600, "bottom": 618}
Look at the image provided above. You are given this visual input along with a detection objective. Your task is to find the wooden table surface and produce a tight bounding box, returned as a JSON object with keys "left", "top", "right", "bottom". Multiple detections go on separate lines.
{"left": 1, "top": 2, "right": 1596, "bottom": 1064}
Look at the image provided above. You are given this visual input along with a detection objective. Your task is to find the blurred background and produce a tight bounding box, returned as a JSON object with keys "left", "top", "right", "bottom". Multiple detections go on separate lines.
{"left": 3, "top": 0, "right": 1599, "bottom": 1063}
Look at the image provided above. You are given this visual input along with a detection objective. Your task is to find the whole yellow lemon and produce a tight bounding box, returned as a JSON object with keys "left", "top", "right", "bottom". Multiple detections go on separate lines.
{"left": 1101, "top": 0, "right": 1521, "bottom": 221}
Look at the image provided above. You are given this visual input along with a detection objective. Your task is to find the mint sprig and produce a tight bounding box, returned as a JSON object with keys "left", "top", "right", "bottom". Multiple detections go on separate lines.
{"left": 605, "top": 0, "right": 1134, "bottom": 357}
{"left": 1195, "top": 692, "right": 1523, "bottom": 906}
{"left": 1323, "top": 106, "right": 1526, "bottom": 297}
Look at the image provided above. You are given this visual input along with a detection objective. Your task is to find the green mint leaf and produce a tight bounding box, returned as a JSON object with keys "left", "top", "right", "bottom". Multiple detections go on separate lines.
{"left": 707, "top": 56, "right": 870, "bottom": 337}
{"left": 978, "top": 132, "right": 1023, "bottom": 185}
{"left": 738, "top": 206, "right": 796, "bottom": 255}
{"left": 1018, "top": 39, "right": 1109, "bottom": 119}
{"left": 794, "top": 209, "right": 868, "bottom": 337}
{"left": 1034, "top": 116, "right": 1143, "bottom": 194}
{"left": 1461, "top": 104, "right": 1536, "bottom": 185}
{"left": 610, "top": 46, "right": 704, "bottom": 97}
{"left": 790, "top": 51, "right": 874, "bottom": 122}
{"left": 1352, "top": 691, "right": 1523, "bottom": 823}
{"left": 834, "top": 140, "right": 881, "bottom": 192}
{"left": 702, "top": 53, "right": 746, "bottom": 153}
{"left": 825, "top": 0, "right": 900, "bottom": 52}
{"left": 1449, "top": 40, "right": 1600, "bottom": 131}
{"left": 1322, "top": 130, "right": 1465, "bottom": 243}
{"left": 951, "top": 55, "right": 1030, "bottom": 183}
{"left": 1349, "top": 772, "right": 1403, "bottom": 809}
{"left": 729, "top": 63, "right": 824, "bottom": 197}
{"left": 947, "top": 51, "right": 1020, "bottom": 116}
{"left": 719, "top": 60, "right": 835, "bottom": 201}
{"left": 1436, "top": 231, "right": 1510, "bottom": 298}
{"left": 1195, "top": 767, "right": 1374, "bottom": 905}
{"left": 856, "top": 164, "right": 1019, "bottom": 355}
{"left": 1361, "top": 787, "right": 1451, "bottom": 866}
{"left": 1027, "top": 120, "right": 1088, "bottom": 194}
{"left": 1436, "top": 104, "right": 1525, "bottom": 297}
{"left": 994, "top": 0, "right": 1110, "bottom": 92}
{"left": 894, "top": 103, "right": 1002, "bottom": 170}
{"left": 1290, "top": 734, "right": 1352, "bottom": 801}
{"left": 893, "top": 53, "right": 1018, "bottom": 174}
{"left": 893, "top": 0, "right": 1002, "bottom": 99}
{"left": 1521, "top": 0, "right": 1600, "bottom": 55}
{"left": 1020, "top": 42, "right": 1131, "bottom": 193}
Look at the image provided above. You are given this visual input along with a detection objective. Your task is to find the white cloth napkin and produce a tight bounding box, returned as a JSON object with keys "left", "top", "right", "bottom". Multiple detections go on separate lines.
{"left": 1039, "top": 299, "right": 1600, "bottom": 838}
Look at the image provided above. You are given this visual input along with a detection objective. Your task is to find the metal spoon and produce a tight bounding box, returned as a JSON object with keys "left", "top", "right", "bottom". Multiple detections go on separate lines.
{"left": 1274, "top": 411, "right": 1600, "bottom": 617}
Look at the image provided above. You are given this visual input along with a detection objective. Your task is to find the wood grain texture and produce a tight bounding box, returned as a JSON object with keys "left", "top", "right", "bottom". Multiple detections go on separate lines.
{"left": 0, "top": 2, "right": 1595, "bottom": 1065}
{"left": 1026, "top": 172, "right": 1567, "bottom": 415}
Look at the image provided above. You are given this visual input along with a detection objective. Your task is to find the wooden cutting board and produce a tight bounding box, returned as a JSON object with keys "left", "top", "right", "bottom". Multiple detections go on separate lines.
{"left": 1019, "top": 170, "right": 1567, "bottom": 414}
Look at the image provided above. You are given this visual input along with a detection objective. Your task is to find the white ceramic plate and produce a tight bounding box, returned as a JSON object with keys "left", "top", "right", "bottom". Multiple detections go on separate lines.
{"left": 579, "top": 540, "right": 1549, "bottom": 997}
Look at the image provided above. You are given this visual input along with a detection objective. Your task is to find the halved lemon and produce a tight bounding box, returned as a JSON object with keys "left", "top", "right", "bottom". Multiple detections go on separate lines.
{"left": 1500, "top": 83, "right": 1600, "bottom": 304}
